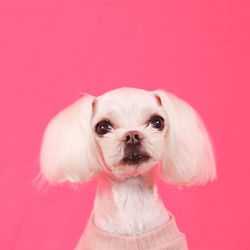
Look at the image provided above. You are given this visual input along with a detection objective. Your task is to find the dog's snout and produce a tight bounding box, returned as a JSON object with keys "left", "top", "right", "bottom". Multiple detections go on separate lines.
{"left": 123, "top": 131, "right": 143, "bottom": 144}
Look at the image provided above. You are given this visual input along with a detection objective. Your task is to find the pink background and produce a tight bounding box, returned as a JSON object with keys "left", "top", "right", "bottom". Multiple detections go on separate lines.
{"left": 1, "top": 0, "right": 249, "bottom": 249}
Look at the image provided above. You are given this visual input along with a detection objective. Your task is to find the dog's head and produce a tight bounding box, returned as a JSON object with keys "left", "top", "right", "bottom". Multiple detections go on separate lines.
{"left": 40, "top": 87, "right": 216, "bottom": 185}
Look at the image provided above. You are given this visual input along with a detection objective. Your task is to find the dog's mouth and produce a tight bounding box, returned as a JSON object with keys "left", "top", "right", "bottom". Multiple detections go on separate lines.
{"left": 122, "top": 152, "right": 150, "bottom": 166}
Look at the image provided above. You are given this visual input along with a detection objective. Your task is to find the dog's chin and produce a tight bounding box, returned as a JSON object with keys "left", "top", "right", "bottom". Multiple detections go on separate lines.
{"left": 108, "top": 153, "right": 157, "bottom": 179}
{"left": 121, "top": 152, "right": 151, "bottom": 166}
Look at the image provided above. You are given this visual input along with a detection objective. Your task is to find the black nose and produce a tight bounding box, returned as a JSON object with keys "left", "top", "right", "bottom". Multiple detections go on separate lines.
{"left": 123, "top": 131, "right": 143, "bottom": 144}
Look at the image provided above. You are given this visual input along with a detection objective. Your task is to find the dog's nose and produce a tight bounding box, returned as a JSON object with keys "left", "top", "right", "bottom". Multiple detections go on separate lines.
{"left": 122, "top": 130, "right": 143, "bottom": 144}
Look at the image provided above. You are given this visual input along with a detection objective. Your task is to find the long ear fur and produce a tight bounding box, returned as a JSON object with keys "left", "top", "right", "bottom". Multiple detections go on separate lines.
{"left": 40, "top": 94, "right": 103, "bottom": 184}
{"left": 154, "top": 90, "right": 216, "bottom": 186}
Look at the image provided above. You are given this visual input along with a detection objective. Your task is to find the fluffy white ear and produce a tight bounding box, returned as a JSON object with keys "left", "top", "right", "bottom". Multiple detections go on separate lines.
{"left": 40, "top": 94, "right": 103, "bottom": 184}
{"left": 154, "top": 90, "right": 216, "bottom": 186}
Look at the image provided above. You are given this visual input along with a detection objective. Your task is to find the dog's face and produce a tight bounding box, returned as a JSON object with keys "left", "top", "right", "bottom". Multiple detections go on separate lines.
{"left": 40, "top": 87, "right": 216, "bottom": 185}
{"left": 92, "top": 88, "right": 168, "bottom": 178}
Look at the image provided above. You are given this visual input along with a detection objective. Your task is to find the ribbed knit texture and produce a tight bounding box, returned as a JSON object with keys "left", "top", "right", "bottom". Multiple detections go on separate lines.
{"left": 75, "top": 213, "right": 188, "bottom": 250}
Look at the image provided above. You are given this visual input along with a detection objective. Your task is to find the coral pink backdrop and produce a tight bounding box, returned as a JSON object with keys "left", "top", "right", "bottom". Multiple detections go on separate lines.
{"left": 1, "top": 0, "right": 249, "bottom": 249}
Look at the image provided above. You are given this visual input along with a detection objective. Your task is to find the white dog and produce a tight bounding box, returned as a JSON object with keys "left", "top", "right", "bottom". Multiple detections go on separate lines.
{"left": 40, "top": 87, "right": 216, "bottom": 250}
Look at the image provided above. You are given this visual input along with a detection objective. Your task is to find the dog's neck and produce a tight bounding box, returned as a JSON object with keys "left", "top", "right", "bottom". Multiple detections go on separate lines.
{"left": 93, "top": 167, "right": 170, "bottom": 235}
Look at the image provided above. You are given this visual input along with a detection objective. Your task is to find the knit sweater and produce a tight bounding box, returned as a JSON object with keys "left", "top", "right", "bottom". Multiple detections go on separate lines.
{"left": 74, "top": 213, "right": 188, "bottom": 250}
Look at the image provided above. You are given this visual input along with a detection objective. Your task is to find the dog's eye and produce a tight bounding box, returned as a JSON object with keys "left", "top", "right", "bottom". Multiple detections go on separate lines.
{"left": 147, "top": 115, "right": 164, "bottom": 130}
{"left": 95, "top": 120, "right": 113, "bottom": 135}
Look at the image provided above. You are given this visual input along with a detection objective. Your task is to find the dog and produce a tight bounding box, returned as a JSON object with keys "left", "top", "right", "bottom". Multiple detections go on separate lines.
{"left": 40, "top": 87, "right": 216, "bottom": 250}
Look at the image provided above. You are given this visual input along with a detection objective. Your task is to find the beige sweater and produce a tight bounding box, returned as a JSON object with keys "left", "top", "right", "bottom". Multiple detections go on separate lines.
{"left": 75, "top": 213, "right": 188, "bottom": 250}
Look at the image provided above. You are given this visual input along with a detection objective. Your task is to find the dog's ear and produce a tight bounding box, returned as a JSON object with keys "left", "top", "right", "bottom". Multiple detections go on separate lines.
{"left": 40, "top": 94, "right": 103, "bottom": 184}
{"left": 154, "top": 90, "right": 216, "bottom": 186}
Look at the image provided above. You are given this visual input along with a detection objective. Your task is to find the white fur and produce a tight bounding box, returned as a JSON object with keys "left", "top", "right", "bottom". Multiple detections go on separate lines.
{"left": 155, "top": 90, "right": 216, "bottom": 185}
{"left": 40, "top": 94, "right": 103, "bottom": 183}
{"left": 40, "top": 87, "right": 216, "bottom": 235}
{"left": 93, "top": 169, "right": 170, "bottom": 235}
